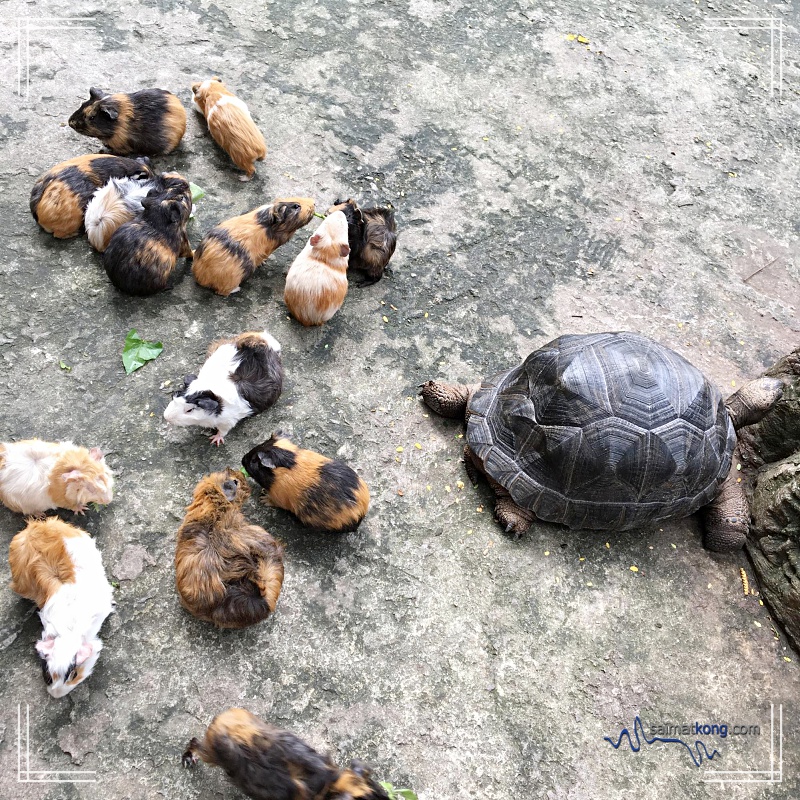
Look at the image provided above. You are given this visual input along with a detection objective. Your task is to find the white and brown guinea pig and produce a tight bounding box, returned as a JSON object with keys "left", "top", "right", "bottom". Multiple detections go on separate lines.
{"left": 9, "top": 517, "right": 114, "bottom": 698}
{"left": 0, "top": 439, "right": 113, "bottom": 515}
{"left": 164, "top": 330, "right": 283, "bottom": 446}
{"left": 102, "top": 173, "right": 193, "bottom": 296}
{"left": 30, "top": 154, "right": 154, "bottom": 239}
{"left": 192, "top": 198, "right": 316, "bottom": 296}
{"left": 283, "top": 211, "right": 351, "bottom": 326}
{"left": 327, "top": 198, "right": 397, "bottom": 286}
{"left": 242, "top": 432, "right": 370, "bottom": 532}
{"left": 191, "top": 77, "right": 267, "bottom": 181}
{"left": 68, "top": 87, "right": 186, "bottom": 156}
{"left": 85, "top": 174, "right": 160, "bottom": 252}
{"left": 175, "top": 470, "right": 284, "bottom": 629}
{"left": 183, "top": 708, "right": 390, "bottom": 800}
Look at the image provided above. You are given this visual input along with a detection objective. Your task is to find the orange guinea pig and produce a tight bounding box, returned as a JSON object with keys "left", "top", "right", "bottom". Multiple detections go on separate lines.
{"left": 191, "top": 77, "right": 267, "bottom": 181}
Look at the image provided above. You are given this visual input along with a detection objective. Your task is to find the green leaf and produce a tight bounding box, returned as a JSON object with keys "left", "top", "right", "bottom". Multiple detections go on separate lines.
{"left": 313, "top": 211, "right": 326, "bottom": 219}
{"left": 240, "top": 466, "right": 250, "bottom": 478}
{"left": 58, "top": 360, "right": 72, "bottom": 372}
{"left": 189, "top": 182, "right": 206, "bottom": 203}
{"left": 397, "top": 791, "right": 418, "bottom": 800}
{"left": 378, "top": 783, "right": 416, "bottom": 800}
{"left": 122, "top": 329, "right": 163, "bottom": 375}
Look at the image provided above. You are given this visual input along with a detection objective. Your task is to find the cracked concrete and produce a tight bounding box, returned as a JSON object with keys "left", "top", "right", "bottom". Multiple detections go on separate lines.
{"left": 0, "top": 0, "right": 799, "bottom": 798}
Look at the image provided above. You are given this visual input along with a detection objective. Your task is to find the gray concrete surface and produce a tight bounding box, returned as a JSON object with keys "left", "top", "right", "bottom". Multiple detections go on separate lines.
{"left": 1, "top": 0, "right": 799, "bottom": 798}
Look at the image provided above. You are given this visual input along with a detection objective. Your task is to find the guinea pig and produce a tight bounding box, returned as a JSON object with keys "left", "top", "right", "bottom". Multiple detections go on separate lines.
{"left": 192, "top": 198, "right": 316, "bottom": 296}
{"left": 68, "top": 87, "right": 186, "bottom": 156}
{"left": 102, "top": 173, "right": 193, "bottom": 295}
{"left": 175, "top": 470, "right": 284, "bottom": 628}
{"left": 242, "top": 432, "right": 370, "bottom": 532}
{"left": 327, "top": 199, "right": 397, "bottom": 286}
{"left": 284, "top": 210, "right": 351, "bottom": 326}
{"left": 9, "top": 517, "right": 114, "bottom": 698}
{"left": 191, "top": 77, "right": 267, "bottom": 181}
{"left": 30, "top": 154, "right": 153, "bottom": 239}
{"left": 85, "top": 174, "right": 160, "bottom": 252}
{"left": 0, "top": 439, "right": 114, "bottom": 516}
{"left": 164, "top": 330, "right": 283, "bottom": 446}
{"left": 182, "top": 707, "right": 390, "bottom": 800}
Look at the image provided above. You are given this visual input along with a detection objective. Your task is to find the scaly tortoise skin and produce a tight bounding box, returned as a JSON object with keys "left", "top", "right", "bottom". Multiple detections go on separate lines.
{"left": 421, "top": 331, "right": 784, "bottom": 550}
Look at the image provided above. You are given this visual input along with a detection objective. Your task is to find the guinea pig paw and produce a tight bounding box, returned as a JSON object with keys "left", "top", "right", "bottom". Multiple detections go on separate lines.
{"left": 73, "top": 504, "right": 88, "bottom": 515}
{"left": 209, "top": 433, "right": 226, "bottom": 446}
{"left": 238, "top": 173, "right": 254, "bottom": 182}
{"left": 182, "top": 751, "right": 199, "bottom": 768}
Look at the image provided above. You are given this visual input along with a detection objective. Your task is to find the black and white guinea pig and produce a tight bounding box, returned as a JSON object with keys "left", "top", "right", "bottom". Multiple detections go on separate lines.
{"left": 242, "top": 432, "right": 370, "bottom": 532}
{"left": 85, "top": 174, "right": 160, "bottom": 252}
{"left": 30, "top": 154, "right": 153, "bottom": 239}
{"left": 102, "top": 173, "right": 193, "bottom": 295}
{"left": 182, "top": 707, "right": 390, "bottom": 800}
{"left": 68, "top": 87, "right": 187, "bottom": 156}
{"left": 327, "top": 198, "right": 397, "bottom": 285}
{"left": 164, "top": 330, "right": 283, "bottom": 446}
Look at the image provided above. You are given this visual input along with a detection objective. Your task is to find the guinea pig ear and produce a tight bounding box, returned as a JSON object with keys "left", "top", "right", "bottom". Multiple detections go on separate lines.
{"left": 99, "top": 97, "right": 119, "bottom": 120}
{"left": 257, "top": 453, "right": 276, "bottom": 470}
{"left": 349, "top": 759, "right": 371, "bottom": 778}
{"left": 221, "top": 479, "right": 239, "bottom": 502}
{"left": 36, "top": 637, "right": 56, "bottom": 658}
{"left": 339, "top": 243, "right": 351, "bottom": 257}
{"left": 195, "top": 396, "right": 221, "bottom": 414}
{"left": 88, "top": 447, "right": 104, "bottom": 462}
{"left": 89, "top": 87, "right": 106, "bottom": 101}
{"left": 75, "top": 641, "right": 94, "bottom": 665}
{"left": 183, "top": 374, "right": 197, "bottom": 387}
{"left": 310, "top": 234, "right": 322, "bottom": 246}
{"left": 141, "top": 196, "right": 157, "bottom": 209}
{"left": 168, "top": 203, "right": 184, "bottom": 224}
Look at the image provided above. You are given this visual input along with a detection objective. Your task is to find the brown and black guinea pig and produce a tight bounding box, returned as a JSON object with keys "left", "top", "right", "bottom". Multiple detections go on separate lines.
{"left": 30, "top": 154, "right": 154, "bottom": 239}
{"left": 242, "top": 433, "right": 370, "bottom": 533}
{"left": 68, "top": 87, "right": 186, "bottom": 156}
{"left": 102, "top": 173, "right": 193, "bottom": 296}
{"left": 327, "top": 198, "right": 397, "bottom": 286}
{"left": 175, "top": 470, "right": 284, "bottom": 629}
{"left": 192, "top": 198, "right": 316, "bottom": 296}
{"left": 183, "top": 707, "right": 390, "bottom": 800}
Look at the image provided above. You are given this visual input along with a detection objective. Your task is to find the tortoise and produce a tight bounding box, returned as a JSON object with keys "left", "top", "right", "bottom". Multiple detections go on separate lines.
{"left": 420, "top": 331, "right": 784, "bottom": 551}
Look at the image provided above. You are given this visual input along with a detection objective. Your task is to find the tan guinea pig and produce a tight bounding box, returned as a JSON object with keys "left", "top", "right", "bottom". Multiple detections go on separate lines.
{"left": 191, "top": 77, "right": 267, "bottom": 181}
{"left": 192, "top": 198, "right": 315, "bottom": 296}
{"left": 0, "top": 439, "right": 113, "bottom": 516}
{"left": 30, "top": 154, "right": 154, "bottom": 239}
{"left": 283, "top": 210, "right": 351, "bottom": 326}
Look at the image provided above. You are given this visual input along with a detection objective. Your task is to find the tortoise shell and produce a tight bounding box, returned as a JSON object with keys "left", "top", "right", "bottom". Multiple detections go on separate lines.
{"left": 467, "top": 332, "right": 735, "bottom": 530}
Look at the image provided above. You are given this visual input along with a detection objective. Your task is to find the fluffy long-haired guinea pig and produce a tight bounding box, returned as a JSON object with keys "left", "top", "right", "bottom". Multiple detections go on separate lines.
{"left": 102, "top": 173, "right": 193, "bottom": 296}
{"left": 242, "top": 433, "right": 370, "bottom": 532}
{"left": 68, "top": 87, "right": 186, "bottom": 156}
{"left": 30, "top": 154, "right": 153, "bottom": 239}
{"left": 191, "top": 77, "right": 267, "bottom": 181}
{"left": 164, "top": 331, "right": 283, "bottom": 446}
{"left": 0, "top": 439, "right": 113, "bottom": 515}
{"left": 192, "top": 198, "right": 315, "bottom": 296}
{"left": 183, "top": 708, "right": 390, "bottom": 800}
{"left": 284, "top": 210, "right": 351, "bottom": 326}
{"left": 9, "top": 517, "right": 114, "bottom": 698}
{"left": 327, "top": 199, "right": 397, "bottom": 286}
{"left": 175, "top": 470, "right": 284, "bottom": 629}
{"left": 85, "top": 174, "right": 160, "bottom": 252}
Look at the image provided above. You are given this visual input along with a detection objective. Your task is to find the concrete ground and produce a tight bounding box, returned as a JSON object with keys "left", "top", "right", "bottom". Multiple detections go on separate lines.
{"left": 0, "top": 0, "right": 799, "bottom": 798}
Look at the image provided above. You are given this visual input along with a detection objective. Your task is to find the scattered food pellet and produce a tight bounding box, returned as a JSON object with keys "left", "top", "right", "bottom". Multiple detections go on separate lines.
{"left": 396, "top": 446, "right": 404, "bottom": 453}
{"left": 630, "top": 566, "right": 639, "bottom": 572}
{"left": 476, "top": 505, "right": 484, "bottom": 512}
{"left": 754, "top": 621, "right": 762, "bottom": 628}
{"left": 544, "top": 550, "right": 550, "bottom": 556}
{"left": 382, "top": 316, "right": 389, "bottom": 323}
{"left": 445, "top": 485, "right": 451, "bottom": 492}
{"left": 784, "top": 656, "right": 792, "bottom": 662}
{"left": 414, "top": 442, "right": 422, "bottom": 449}
{"left": 456, "top": 480, "right": 464, "bottom": 490}
{"left": 398, "top": 490, "right": 405, "bottom": 496}
{"left": 605, "top": 542, "right": 610, "bottom": 549}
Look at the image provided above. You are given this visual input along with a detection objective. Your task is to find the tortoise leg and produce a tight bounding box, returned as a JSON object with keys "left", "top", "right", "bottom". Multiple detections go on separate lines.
{"left": 486, "top": 476, "right": 534, "bottom": 539}
{"left": 463, "top": 445, "right": 482, "bottom": 486}
{"left": 725, "top": 377, "right": 783, "bottom": 430}
{"left": 419, "top": 381, "right": 480, "bottom": 420}
{"left": 701, "top": 453, "right": 748, "bottom": 552}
